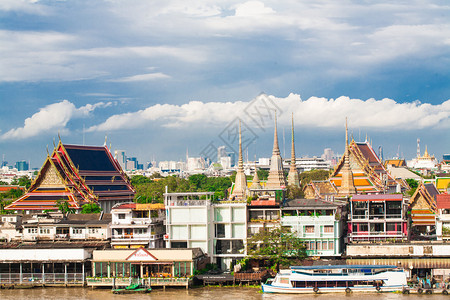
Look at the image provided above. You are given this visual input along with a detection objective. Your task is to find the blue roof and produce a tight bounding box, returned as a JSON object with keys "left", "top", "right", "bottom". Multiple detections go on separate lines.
{"left": 290, "top": 265, "right": 398, "bottom": 270}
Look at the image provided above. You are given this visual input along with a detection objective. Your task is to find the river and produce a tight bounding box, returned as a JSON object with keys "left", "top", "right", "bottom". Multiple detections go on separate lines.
{"left": 0, "top": 287, "right": 449, "bottom": 300}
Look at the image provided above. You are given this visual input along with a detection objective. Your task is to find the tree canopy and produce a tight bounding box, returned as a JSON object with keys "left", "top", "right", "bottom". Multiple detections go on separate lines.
{"left": 247, "top": 226, "right": 307, "bottom": 271}
{"left": 131, "top": 174, "right": 232, "bottom": 203}
{"left": 11, "top": 176, "right": 32, "bottom": 189}
{"left": 81, "top": 202, "right": 102, "bottom": 214}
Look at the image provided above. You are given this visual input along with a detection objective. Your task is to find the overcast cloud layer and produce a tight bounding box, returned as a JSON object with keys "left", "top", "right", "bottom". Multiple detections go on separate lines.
{"left": 0, "top": 0, "right": 449, "bottom": 165}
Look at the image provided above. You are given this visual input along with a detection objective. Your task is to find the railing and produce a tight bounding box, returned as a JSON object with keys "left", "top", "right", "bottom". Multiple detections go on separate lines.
{"left": 0, "top": 273, "right": 84, "bottom": 284}
{"left": 234, "top": 269, "right": 269, "bottom": 281}
{"left": 86, "top": 277, "right": 190, "bottom": 287}
{"left": 351, "top": 214, "right": 403, "bottom": 220}
{"left": 167, "top": 200, "right": 208, "bottom": 207}
{"left": 111, "top": 234, "right": 163, "bottom": 241}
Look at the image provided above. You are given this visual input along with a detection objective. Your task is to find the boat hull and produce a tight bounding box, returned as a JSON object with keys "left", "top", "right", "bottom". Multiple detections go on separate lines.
{"left": 261, "top": 284, "right": 405, "bottom": 294}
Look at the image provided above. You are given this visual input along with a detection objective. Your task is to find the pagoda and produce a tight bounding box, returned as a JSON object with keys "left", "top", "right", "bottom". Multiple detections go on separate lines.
{"left": 230, "top": 120, "right": 248, "bottom": 201}
{"left": 265, "top": 112, "right": 287, "bottom": 189}
{"left": 5, "top": 140, "right": 135, "bottom": 213}
{"left": 287, "top": 113, "right": 300, "bottom": 187}
{"left": 337, "top": 118, "right": 356, "bottom": 196}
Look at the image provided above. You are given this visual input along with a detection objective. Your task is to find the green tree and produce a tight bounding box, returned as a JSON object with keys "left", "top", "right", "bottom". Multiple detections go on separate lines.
{"left": 406, "top": 178, "right": 419, "bottom": 197}
{"left": 0, "top": 180, "right": 8, "bottom": 185}
{"left": 11, "top": 176, "right": 32, "bottom": 189}
{"left": 130, "top": 175, "right": 152, "bottom": 186}
{"left": 81, "top": 202, "right": 102, "bottom": 214}
{"left": 0, "top": 187, "right": 24, "bottom": 201}
{"left": 286, "top": 185, "right": 304, "bottom": 199}
{"left": 299, "top": 169, "right": 331, "bottom": 186}
{"left": 257, "top": 169, "right": 269, "bottom": 181}
{"left": 56, "top": 199, "right": 75, "bottom": 218}
{"left": 247, "top": 227, "right": 307, "bottom": 271}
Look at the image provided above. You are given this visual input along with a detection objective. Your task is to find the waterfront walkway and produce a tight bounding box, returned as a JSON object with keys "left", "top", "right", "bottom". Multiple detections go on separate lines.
{"left": 87, "top": 277, "right": 191, "bottom": 289}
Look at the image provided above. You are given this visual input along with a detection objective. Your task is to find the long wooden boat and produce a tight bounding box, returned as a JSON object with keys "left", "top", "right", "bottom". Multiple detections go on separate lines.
{"left": 261, "top": 265, "right": 408, "bottom": 294}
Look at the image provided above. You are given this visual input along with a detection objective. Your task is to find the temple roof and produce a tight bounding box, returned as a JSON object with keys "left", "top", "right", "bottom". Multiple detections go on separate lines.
{"left": 330, "top": 141, "right": 401, "bottom": 193}
{"left": 5, "top": 141, "right": 135, "bottom": 211}
{"left": 283, "top": 198, "right": 342, "bottom": 209}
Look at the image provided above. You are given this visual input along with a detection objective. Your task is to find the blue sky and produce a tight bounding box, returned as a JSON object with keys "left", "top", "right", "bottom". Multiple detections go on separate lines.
{"left": 0, "top": 0, "right": 450, "bottom": 168}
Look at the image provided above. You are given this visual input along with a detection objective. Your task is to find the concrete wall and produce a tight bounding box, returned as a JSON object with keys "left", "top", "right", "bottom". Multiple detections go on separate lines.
{"left": 347, "top": 243, "right": 450, "bottom": 257}
{"left": 0, "top": 248, "right": 90, "bottom": 262}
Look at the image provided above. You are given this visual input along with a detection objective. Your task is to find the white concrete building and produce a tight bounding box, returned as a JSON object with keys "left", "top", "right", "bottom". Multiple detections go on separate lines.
{"left": 110, "top": 202, "right": 165, "bottom": 249}
{"left": 281, "top": 198, "right": 345, "bottom": 257}
{"left": 20, "top": 213, "right": 111, "bottom": 242}
{"left": 164, "top": 192, "right": 246, "bottom": 270}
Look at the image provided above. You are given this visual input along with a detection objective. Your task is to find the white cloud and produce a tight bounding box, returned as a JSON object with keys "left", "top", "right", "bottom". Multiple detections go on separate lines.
{"left": 0, "top": 30, "right": 206, "bottom": 82}
{"left": 1, "top": 100, "right": 110, "bottom": 140}
{"left": 110, "top": 72, "right": 171, "bottom": 82}
{"left": 87, "top": 94, "right": 450, "bottom": 132}
{"left": 0, "top": 0, "right": 47, "bottom": 15}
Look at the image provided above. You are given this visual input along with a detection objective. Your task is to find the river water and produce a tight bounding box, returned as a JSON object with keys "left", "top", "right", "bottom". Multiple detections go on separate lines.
{"left": 0, "top": 287, "right": 449, "bottom": 300}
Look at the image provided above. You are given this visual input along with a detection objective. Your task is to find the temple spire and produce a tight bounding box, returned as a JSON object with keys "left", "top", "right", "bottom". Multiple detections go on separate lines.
{"left": 339, "top": 117, "right": 356, "bottom": 196}
{"left": 230, "top": 120, "right": 248, "bottom": 200}
{"left": 273, "top": 111, "right": 280, "bottom": 155}
{"left": 287, "top": 113, "right": 300, "bottom": 187}
{"left": 250, "top": 163, "right": 262, "bottom": 190}
{"left": 266, "top": 111, "right": 287, "bottom": 190}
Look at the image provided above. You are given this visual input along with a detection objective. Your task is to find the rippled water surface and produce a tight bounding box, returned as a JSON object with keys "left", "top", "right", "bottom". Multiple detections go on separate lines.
{"left": 1, "top": 287, "right": 449, "bottom": 300}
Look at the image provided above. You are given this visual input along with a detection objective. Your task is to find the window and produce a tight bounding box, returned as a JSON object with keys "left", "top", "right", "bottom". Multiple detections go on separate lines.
{"left": 28, "top": 228, "right": 37, "bottom": 234}
{"left": 322, "top": 241, "right": 328, "bottom": 250}
{"left": 89, "top": 227, "right": 101, "bottom": 234}
{"left": 135, "top": 228, "right": 147, "bottom": 235}
{"left": 359, "top": 224, "right": 368, "bottom": 232}
{"left": 118, "top": 214, "right": 126, "bottom": 219}
{"left": 39, "top": 228, "right": 50, "bottom": 234}
{"left": 305, "top": 226, "right": 314, "bottom": 233}
{"left": 215, "top": 224, "right": 225, "bottom": 238}
{"left": 328, "top": 241, "right": 334, "bottom": 250}
{"left": 72, "top": 228, "right": 83, "bottom": 234}
{"left": 324, "top": 225, "right": 334, "bottom": 233}
{"left": 171, "top": 242, "right": 188, "bottom": 248}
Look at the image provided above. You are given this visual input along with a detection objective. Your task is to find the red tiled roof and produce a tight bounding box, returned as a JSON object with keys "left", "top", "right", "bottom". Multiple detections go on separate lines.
{"left": 113, "top": 203, "right": 136, "bottom": 210}
{"left": 351, "top": 194, "right": 403, "bottom": 201}
{"left": 437, "top": 194, "right": 450, "bottom": 209}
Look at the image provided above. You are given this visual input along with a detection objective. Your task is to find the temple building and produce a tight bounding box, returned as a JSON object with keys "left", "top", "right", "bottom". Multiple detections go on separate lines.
{"left": 5, "top": 141, "right": 135, "bottom": 213}
{"left": 407, "top": 145, "right": 439, "bottom": 170}
{"left": 330, "top": 140, "right": 403, "bottom": 195}
{"left": 265, "top": 112, "right": 287, "bottom": 190}
{"left": 287, "top": 114, "right": 300, "bottom": 188}
{"left": 409, "top": 182, "right": 439, "bottom": 238}
{"left": 304, "top": 121, "right": 407, "bottom": 199}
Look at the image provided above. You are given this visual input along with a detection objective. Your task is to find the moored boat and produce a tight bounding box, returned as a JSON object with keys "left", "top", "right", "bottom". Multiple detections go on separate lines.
{"left": 262, "top": 265, "right": 407, "bottom": 294}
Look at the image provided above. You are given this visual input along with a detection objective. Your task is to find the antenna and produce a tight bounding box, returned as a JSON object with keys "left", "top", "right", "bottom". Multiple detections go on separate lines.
{"left": 417, "top": 138, "right": 420, "bottom": 158}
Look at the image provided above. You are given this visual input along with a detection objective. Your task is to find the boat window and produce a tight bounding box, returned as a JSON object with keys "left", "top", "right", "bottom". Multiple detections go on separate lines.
{"left": 279, "top": 277, "right": 290, "bottom": 284}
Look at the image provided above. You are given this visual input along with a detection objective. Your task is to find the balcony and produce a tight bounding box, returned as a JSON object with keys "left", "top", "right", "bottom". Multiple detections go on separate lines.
{"left": 111, "top": 233, "right": 163, "bottom": 242}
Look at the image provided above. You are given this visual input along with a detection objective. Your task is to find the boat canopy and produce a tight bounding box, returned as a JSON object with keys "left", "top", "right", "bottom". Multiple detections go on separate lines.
{"left": 290, "top": 265, "right": 398, "bottom": 270}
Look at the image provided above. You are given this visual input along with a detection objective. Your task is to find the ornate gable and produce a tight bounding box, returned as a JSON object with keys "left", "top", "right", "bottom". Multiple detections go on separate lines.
{"left": 40, "top": 163, "right": 65, "bottom": 187}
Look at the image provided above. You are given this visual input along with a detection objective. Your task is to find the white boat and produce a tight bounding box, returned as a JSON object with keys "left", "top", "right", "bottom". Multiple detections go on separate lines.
{"left": 261, "top": 265, "right": 408, "bottom": 294}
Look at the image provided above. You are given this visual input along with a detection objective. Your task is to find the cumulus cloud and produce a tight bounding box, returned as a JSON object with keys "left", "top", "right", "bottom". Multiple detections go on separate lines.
{"left": 87, "top": 94, "right": 450, "bottom": 132}
{"left": 1, "top": 100, "right": 111, "bottom": 140}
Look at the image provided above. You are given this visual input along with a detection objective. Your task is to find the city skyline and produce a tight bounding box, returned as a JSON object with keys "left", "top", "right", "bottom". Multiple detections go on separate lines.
{"left": 1, "top": 1, "right": 450, "bottom": 167}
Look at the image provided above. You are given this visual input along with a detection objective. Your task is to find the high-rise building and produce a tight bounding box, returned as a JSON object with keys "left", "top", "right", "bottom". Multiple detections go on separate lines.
{"left": 115, "top": 150, "right": 126, "bottom": 170}
{"left": 15, "top": 160, "right": 29, "bottom": 171}
{"left": 217, "top": 146, "right": 227, "bottom": 162}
